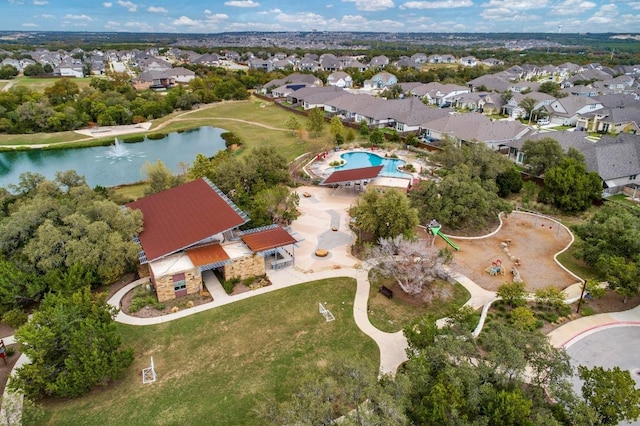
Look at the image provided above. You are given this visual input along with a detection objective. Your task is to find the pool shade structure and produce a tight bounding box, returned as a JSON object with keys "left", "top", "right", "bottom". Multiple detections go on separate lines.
{"left": 322, "top": 165, "right": 383, "bottom": 187}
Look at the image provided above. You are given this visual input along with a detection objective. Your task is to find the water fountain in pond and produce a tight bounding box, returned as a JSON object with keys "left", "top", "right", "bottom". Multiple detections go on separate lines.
{"left": 98, "top": 138, "right": 145, "bottom": 163}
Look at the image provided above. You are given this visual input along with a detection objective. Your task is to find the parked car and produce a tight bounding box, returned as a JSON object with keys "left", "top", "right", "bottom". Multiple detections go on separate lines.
{"left": 537, "top": 118, "right": 550, "bottom": 125}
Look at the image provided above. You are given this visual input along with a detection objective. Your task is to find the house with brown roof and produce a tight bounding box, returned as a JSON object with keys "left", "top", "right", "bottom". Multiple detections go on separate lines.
{"left": 126, "top": 178, "right": 297, "bottom": 302}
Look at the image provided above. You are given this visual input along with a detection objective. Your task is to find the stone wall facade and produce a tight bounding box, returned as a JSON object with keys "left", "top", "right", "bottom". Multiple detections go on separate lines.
{"left": 153, "top": 268, "right": 203, "bottom": 303}
{"left": 223, "top": 254, "right": 265, "bottom": 281}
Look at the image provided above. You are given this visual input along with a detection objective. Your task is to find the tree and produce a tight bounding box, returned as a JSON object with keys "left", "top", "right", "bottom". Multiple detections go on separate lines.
{"left": 284, "top": 115, "right": 300, "bottom": 135}
{"left": 510, "top": 306, "right": 538, "bottom": 331}
{"left": 596, "top": 255, "right": 639, "bottom": 302}
{"left": 306, "top": 107, "right": 325, "bottom": 137}
{"left": 11, "top": 287, "right": 134, "bottom": 398}
{"left": 369, "top": 128, "right": 384, "bottom": 146}
{"left": 359, "top": 119, "right": 370, "bottom": 136}
{"left": 534, "top": 285, "right": 566, "bottom": 309}
{"left": 539, "top": 81, "right": 562, "bottom": 97}
{"left": 519, "top": 96, "right": 538, "bottom": 125}
{"left": 350, "top": 187, "right": 419, "bottom": 241}
{"left": 497, "top": 281, "right": 527, "bottom": 307}
{"left": 521, "top": 137, "right": 565, "bottom": 176}
{"left": 329, "top": 115, "right": 344, "bottom": 139}
{"left": 579, "top": 365, "right": 640, "bottom": 425}
{"left": 370, "top": 236, "right": 453, "bottom": 297}
{"left": 0, "top": 65, "right": 18, "bottom": 80}
{"left": 44, "top": 79, "right": 80, "bottom": 106}
{"left": 538, "top": 157, "right": 602, "bottom": 213}
{"left": 251, "top": 185, "right": 300, "bottom": 227}
{"left": 496, "top": 166, "right": 523, "bottom": 197}
{"left": 187, "top": 153, "right": 214, "bottom": 180}
{"left": 142, "top": 159, "right": 185, "bottom": 195}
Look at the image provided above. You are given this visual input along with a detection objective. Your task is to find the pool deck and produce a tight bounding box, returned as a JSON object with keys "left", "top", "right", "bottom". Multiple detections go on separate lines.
{"left": 307, "top": 147, "right": 426, "bottom": 189}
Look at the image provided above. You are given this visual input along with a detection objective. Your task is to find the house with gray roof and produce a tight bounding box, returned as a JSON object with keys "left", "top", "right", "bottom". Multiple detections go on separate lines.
{"left": 503, "top": 92, "right": 556, "bottom": 119}
{"left": 545, "top": 96, "right": 604, "bottom": 126}
{"left": 369, "top": 55, "right": 389, "bottom": 68}
{"left": 285, "top": 86, "right": 345, "bottom": 109}
{"left": 420, "top": 113, "right": 534, "bottom": 150}
{"left": 167, "top": 67, "right": 195, "bottom": 83}
{"left": 576, "top": 105, "right": 640, "bottom": 134}
{"left": 327, "top": 71, "right": 353, "bottom": 88}
{"left": 410, "top": 82, "right": 470, "bottom": 106}
{"left": 503, "top": 130, "right": 593, "bottom": 165}
{"left": 363, "top": 72, "right": 398, "bottom": 90}
{"left": 583, "top": 134, "right": 640, "bottom": 195}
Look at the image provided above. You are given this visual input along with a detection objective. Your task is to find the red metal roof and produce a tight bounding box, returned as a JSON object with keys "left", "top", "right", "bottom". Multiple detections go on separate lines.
{"left": 323, "top": 166, "right": 383, "bottom": 185}
{"left": 126, "top": 178, "right": 248, "bottom": 262}
{"left": 241, "top": 226, "right": 297, "bottom": 253}
{"left": 187, "top": 244, "right": 230, "bottom": 267}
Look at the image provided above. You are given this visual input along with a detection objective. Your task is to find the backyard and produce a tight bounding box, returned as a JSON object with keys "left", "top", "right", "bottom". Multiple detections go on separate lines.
{"left": 38, "top": 278, "right": 378, "bottom": 426}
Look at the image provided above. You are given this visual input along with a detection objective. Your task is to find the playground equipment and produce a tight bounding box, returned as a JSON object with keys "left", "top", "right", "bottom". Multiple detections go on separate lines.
{"left": 428, "top": 220, "right": 459, "bottom": 251}
{"left": 511, "top": 267, "right": 524, "bottom": 283}
{"left": 485, "top": 259, "right": 505, "bottom": 276}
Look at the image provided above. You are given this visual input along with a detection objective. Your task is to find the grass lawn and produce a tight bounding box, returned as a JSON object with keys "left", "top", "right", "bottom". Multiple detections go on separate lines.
{"left": 606, "top": 194, "right": 640, "bottom": 210}
{"left": 0, "top": 131, "right": 89, "bottom": 147}
{"left": 111, "top": 182, "right": 149, "bottom": 202}
{"left": 39, "top": 278, "right": 378, "bottom": 426}
{"left": 12, "top": 76, "right": 94, "bottom": 93}
{"left": 556, "top": 242, "right": 597, "bottom": 281}
{"left": 367, "top": 271, "right": 470, "bottom": 333}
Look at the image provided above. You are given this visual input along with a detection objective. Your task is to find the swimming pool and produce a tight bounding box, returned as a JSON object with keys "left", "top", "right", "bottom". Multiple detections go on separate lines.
{"left": 335, "top": 152, "right": 412, "bottom": 179}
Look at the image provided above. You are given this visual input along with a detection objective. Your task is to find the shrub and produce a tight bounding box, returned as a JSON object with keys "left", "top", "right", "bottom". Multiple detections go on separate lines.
{"left": 581, "top": 306, "right": 596, "bottom": 316}
{"left": 129, "top": 285, "right": 165, "bottom": 313}
{"left": 122, "top": 135, "right": 145, "bottom": 144}
{"left": 146, "top": 132, "right": 167, "bottom": 140}
{"left": 222, "top": 277, "right": 240, "bottom": 294}
{"left": 2, "top": 308, "right": 28, "bottom": 328}
{"left": 221, "top": 131, "right": 243, "bottom": 148}
{"left": 5, "top": 345, "right": 16, "bottom": 357}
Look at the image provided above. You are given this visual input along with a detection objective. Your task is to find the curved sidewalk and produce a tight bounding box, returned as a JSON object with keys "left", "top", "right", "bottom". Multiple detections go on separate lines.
{"left": 108, "top": 267, "right": 411, "bottom": 375}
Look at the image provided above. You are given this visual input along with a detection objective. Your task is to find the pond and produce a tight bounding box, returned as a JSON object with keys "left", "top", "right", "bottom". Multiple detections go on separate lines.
{"left": 0, "top": 127, "right": 226, "bottom": 189}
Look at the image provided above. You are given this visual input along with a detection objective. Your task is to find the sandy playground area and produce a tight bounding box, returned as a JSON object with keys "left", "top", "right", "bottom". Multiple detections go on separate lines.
{"left": 435, "top": 211, "right": 580, "bottom": 292}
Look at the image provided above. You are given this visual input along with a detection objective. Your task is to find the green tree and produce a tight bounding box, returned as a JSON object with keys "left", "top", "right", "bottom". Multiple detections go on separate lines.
{"left": 306, "top": 107, "right": 325, "bottom": 137}
{"left": 0, "top": 65, "right": 18, "bottom": 79}
{"left": 521, "top": 137, "right": 565, "bottom": 176}
{"left": 519, "top": 96, "right": 538, "bottom": 125}
{"left": 11, "top": 287, "right": 134, "bottom": 398}
{"left": 44, "top": 79, "right": 80, "bottom": 106}
{"left": 496, "top": 166, "right": 523, "bottom": 197}
{"left": 359, "top": 119, "right": 370, "bottom": 136}
{"left": 579, "top": 365, "right": 640, "bottom": 425}
{"left": 329, "top": 115, "right": 344, "bottom": 138}
{"left": 539, "top": 157, "right": 602, "bottom": 213}
{"left": 188, "top": 153, "right": 214, "bottom": 180}
{"left": 510, "top": 306, "right": 538, "bottom": 331}
{"left": 497, "top": 281, "right": 527, "bottom": 308}
{"left": 250, "top": 185, "right": 300, "bottom": 227}
{"left": 539, "top": 81, "right": 562, "bottom": 97}
{"left": 596, "top": 255, "right": 639, "bottom": 302}
{"left": 534, "top": 285, "right": 566, "bottom": 309}
{"left": 350, "top": 187, "right": 419, "bottom": 241}
{"left": 284, "top": 115, "right": 300, "bottom": 135}
{"left": 142, "top": 160, "right": 185, "bottom": 195}
{"left": 369, "top": 128, "right": 384, "bottom": 146}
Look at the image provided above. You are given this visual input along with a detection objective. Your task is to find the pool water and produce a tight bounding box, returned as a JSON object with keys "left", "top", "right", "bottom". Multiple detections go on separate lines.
{"left": 335, "top": 152, "right": 412, "bottom": 179}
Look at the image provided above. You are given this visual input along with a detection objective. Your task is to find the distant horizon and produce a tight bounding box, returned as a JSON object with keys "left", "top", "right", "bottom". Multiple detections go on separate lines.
{"left": 3, "top": 0, "right": 640, "bottom": 34}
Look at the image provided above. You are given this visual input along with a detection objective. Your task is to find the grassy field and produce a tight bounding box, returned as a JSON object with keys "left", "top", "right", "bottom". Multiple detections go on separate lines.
{"left": 11, "top": 76, "right": 94, "bottom": 92}
{"left": 0, "top": 97, "right": 331, "bottom": 162}
{"left": 367, "top": 271, "right": 470, "bottom": 333}
{"left": 556, "top": 242, "right": 597, "bottom": 281}
{"left": 39, "top": 278, "right": 378, "bottom": 426}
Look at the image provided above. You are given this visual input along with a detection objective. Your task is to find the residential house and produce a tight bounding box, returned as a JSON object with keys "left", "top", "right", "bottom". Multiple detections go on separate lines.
{"left": 562, "top": 85, "right": 600, "bottom": 97}
{"left": 503, "top": 92, "right": 555, "bottom": 119}
{"left": 344, "top": 59, "right": 367, "bottom": 72}
{"left": 468, "top": 74, "right": 512, "bottom": 92}
{"left": 440, "top": 54, "right": 456, "bottom": 64}
{"left": 503, "top": 130, "right": 592, "bottom": 165}
{"left": 286, "top": 86, "right": 346, "bottom": 110}
{"left": 545, "top": 96, "right": 605, "bottom": 126}
{"left": 363, "top": 72, "right": 397, "bottom": 90}
{"left": 259, "top": 73, "right": 322, "bottom": 95}
{"left": 327, "top": 71, "right": 353, "bottom": 88}
{"left": 56, "top": 61, "right": 84, "bottom": 78}
{"left": 576, "top": 105, "right": 640, "bottom": 134}
{"left": 126, "top": 178, "right": 297, "bottom": 302}
{"left": 420, "top": 113, "right": 533, "bottom": 150}
{"left": 459, "top": 56, "right": 477, "bottom": 66}
{"left": 369, "top": 55, "right": 389, "bottom": 68}
{"left": 248, "top": 58, "right": 273, "bottom": 72}
{"left": 320, "top": 54, "right": 341, "bottom": 72}
{"left": 583, "top": 134, "right": 640, "bottom": 195}
{"left": 427, "top": 54, "right": 443, "bottom": 64}
{"left": 132, "top": 70, "right": 174, "bottom": 91}
{"left": 410, "top": 82, "right": 470, "bottom": 106}
{"left": 192, "top": 53, "right": 223, "bottom": 66}
{"left": 167, "top": 67, "right": 196, "bottom": 84}
{"left": 482, "top": 58, "right": 505, "bottom": 67}
{"left": 593, "top": 75, "right": 637, "bottom": 95}
{"left": 140, "top": 57, "right": 172, "bottom": 72}
{"left": 477, "top": 93, "right": 507, "bottom": 115}
{"left": 411, "top": 53, "right": 428, "bottom": 64}
{"left": 298, "top": 58, "right": 319, "bottom": 72}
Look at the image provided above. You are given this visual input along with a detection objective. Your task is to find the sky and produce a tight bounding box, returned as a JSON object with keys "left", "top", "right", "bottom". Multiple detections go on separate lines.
{"left": 2, "top": 0, "right": 640, "bottom": 34}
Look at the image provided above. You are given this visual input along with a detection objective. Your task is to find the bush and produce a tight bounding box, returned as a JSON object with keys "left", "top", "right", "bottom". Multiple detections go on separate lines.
{"left": 146, "top": 132, "right": 167, "bottom": 140}
{"left": 5, "top": 345, "right": 16, "bottom": 357}
{"left": 122, "top": 135, "right": 145, "bottom": 144}
{"left": 222, "top": 277, "right": 240, "bottom": 294}
{"left": 2, "top": 308, "right": 29, "bottom": 328}
{"left": 129, "top": 286, "right": 165, "bottom": 313}
{"left": 221, "top": 131, "right": 243, "bottom": 148}
{"left": 581, "top": 306, "right": 596, "bottom": 316}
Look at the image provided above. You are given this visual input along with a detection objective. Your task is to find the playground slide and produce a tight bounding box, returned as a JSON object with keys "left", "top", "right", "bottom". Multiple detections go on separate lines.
{"left": 437, "top": 233, "right": 459, "bottom": 251}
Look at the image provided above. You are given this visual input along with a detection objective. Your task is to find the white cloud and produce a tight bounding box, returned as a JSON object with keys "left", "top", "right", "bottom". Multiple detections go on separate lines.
{"left": 481, "top": 0, "right": 547, "bottom": 10}
{"left": 342, "top": 0, "right": 395, "bottom": 11}
{"left": 551, "top": 0, "right": 596, "bottom": 16}
{"left": 33, "top": 0, "right": 48, "bottom": 5}
{"left": 172, "top": 16, "right": 201, "bottom": 27}
{"left": 401, "top": 0, "right": 472, "bottom": 9}
{"left": 225, "top": 21, "right": 284, "bottom": 31}
{"left": 124, "top": 21, "right": 153, "bottom": 31}
{"left": 117, "top": 0, "right": 138, "bottom": 12}
{"left": 276, "top": 12, "right": 328, "bottom": 26}
{"left": 224, "top": 0, "right": 261, "bottom": 7}
{"left": 22, "top": 22, "right": 38, "bottom": 27}
{"left": 258, "top": 8, "right": 282, "bottom": 14}
{"left": 64, "top": 14, "right": 94, "bottom": 21}
{"left": 172, "top": 12, "right": 228, "bottom": 30}
{"left": 148, "top": 6, "right": 168, "bottom": 13}
{"left": 326, "top": 14, "right": 404, "bottom": 31}
{"left": 103, "top": 2, "right": 112, "bottom": 7}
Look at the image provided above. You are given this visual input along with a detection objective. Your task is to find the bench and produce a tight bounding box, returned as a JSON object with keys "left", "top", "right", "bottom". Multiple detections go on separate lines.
{"left": 379, "top": 285, "right": 393, "bottom": 299}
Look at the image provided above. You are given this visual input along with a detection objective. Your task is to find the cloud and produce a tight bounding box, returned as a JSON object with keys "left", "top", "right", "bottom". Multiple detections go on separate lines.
{"left": 22, "top": 22, "right": 38, "bottom": 27}
{"left": 224, "top": 0, "right": 260, "bottom": 7}
{"left": 401, "top": 0, "right": 472, "bottom": 9}
{"left": 172, "top": 12, "right": 228, "bottom": 30}
{"left": 551, "top": 0, "right": 596, "bottom": 16}
{"left": 33, "top": 0, "right": 48, "bottom": 5}
{"left": 103, "top": 2, "right": 112, "bottom": 7}
{"left": 172, "top": 16, "right": 201, "bottom": 27}
{"left": 148, "top": 6, "right": 168, "bottom": 13}
{"left": 64, "top": 14, "right": 94, "bottom": 21}
{"left": 117, "top": 0, "right": 138, "bottom": 12}
{"left": 342, "top": 0, "right": 395, "bottom": 11}
{"left": 276, "top": 12, "right": 328, "bottom": 26}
